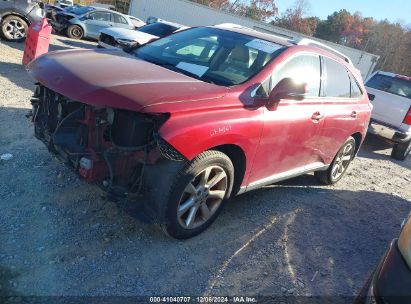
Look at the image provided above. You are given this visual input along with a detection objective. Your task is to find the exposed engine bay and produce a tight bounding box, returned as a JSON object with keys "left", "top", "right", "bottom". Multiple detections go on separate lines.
{"left": 28, "top": 84, "right": 184, "bottom": 197}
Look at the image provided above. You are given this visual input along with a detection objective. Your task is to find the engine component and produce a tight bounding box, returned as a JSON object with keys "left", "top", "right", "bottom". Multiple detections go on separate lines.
{"left": 110, "top": 110, "right": 154, "bottom": 148}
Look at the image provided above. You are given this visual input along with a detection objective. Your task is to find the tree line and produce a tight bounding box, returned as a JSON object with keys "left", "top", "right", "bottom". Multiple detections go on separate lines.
{"left": 190, "top": 0, "right": 411, "bottom": 76}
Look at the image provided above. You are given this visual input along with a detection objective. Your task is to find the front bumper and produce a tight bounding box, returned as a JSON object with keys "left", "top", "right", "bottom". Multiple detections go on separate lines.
{"left": 361, "top": 239, "right": 411, "bottom": 304}
{"left": 368, "top": 120, "right": 411, "bottom": 143}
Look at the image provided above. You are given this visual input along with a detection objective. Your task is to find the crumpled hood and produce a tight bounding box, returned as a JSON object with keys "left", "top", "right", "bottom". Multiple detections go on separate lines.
{"left": 27, "top": 49, "right": 228, "bottom": 112}
{"left": 100, "top": 27, "right": 157, "bottom": 42}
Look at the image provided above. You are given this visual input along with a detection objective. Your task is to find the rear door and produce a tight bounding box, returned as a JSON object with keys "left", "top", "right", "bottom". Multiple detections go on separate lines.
{"left": 317, "top": 57, "right": 363, "bottom": 164}
{"left": 112, "top": 13, "right": 134, "bottom": 30}
{"left": 83, "top": 11, "right": 112, "bottom": 39}
{"left": 365, "top": 73, "right": 411, "bottom": 128}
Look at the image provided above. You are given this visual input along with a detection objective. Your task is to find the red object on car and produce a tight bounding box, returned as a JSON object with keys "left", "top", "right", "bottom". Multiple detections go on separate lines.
{"left": 26, "top": 24, "right": 372, "bottom": 238}
{"left": 22, "top": 18, "right": 52, "bottom": 65}
{"left": 404, "top": 107, "right": 411, "bottom": 125}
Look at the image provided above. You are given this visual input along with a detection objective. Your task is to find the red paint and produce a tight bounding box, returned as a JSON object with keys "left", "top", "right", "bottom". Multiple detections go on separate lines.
{"left": 27, "top": 40, "right": 371, "bottom": 189}
{"left": 22, "top": 18, "right": 52, "bottom": 65}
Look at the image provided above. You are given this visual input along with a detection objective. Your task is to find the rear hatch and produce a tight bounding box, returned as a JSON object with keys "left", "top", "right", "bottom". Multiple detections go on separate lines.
{"left": 366, "top": 72, "right": 411, "bottom": 128}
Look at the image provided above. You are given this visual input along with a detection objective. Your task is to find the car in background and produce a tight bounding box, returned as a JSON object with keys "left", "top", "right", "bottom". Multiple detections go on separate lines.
{"left": 356, "top": 212, "right": 411, "bottom": 303}
{"left": 146, "top": 16, "right": 164, "bottom": 24}
{"left": 89, "top": 3, "right": 116, "bottom": 11}
{"left": 51, "top": 5, "right": 96, "bottom": 33}
{"left": 0, "top": 0, "right": 44, "bottom": 41}
{"left": 27, "top": 24, "right": 372, "bottom": 238}
{"left": 52, "top": 7, "right": 136, "bottom": 40}
{"left": 366, "top": 71, "right": 411, "bottom": 160}
{"left": 55, "top": 0, "right": 74, "bottom": 9}
{"left": 128, "top": 16, "right": 145, "bottom": 28}
{"left": 98, "top": 20, "right": 187, "bottom": 49}
{"left": 45, "top": 4, "right": 64, "bottom": 22}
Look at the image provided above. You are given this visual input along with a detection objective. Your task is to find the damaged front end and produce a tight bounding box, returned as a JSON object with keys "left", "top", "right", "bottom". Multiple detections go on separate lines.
{"left": 28, "top": 84, "right": 185, "bottom": 197}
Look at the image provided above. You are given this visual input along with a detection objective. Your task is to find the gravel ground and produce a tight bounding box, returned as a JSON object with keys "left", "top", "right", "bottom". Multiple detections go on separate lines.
{"left": 1, "top": 35, "right": 411, "bottom": 299}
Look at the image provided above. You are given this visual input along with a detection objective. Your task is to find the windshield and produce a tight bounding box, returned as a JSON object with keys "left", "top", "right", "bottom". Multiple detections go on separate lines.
{"left": 65, "top": 6, "right": 94, "bottom": 15}
{"left": 138, "top": 23, "right": 179, "bottom": 37}
{"left": 134, "top": 27, "right": 285, "bottom": 86}
{"left": 367, "top": 74, "right": 411, "bottom": 99}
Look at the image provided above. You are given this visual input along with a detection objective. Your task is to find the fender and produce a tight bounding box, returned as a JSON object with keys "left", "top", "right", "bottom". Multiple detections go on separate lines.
{"left": 158, "top": 105, "right": 265, "bottom": 186}
{"left": 0, "top": 7, "right": 35, "bottom": 24}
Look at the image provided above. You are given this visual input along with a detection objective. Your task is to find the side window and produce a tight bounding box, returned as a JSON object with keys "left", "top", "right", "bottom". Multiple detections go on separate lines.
{"left": 350, "top": 75, "right": 362, "bottom": 98}
{"left": 324, "top": 58, "right": 351, "bottom": 98}
{"left": 89, "top": 12, "right": 111, "bottom": 22}
{"left": 113, "top": 14, "right": 127, "bottom": 24}
{"left": 271, "top": 54, "right": 321, "bottom": 97}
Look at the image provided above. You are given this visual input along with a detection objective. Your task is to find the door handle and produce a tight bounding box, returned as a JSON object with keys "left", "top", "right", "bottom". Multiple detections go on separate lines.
{"left": 312, "top": 111, "right": 324, "bottom": 121}
{"left": 351, "top": 111, "right": 358, "bottom": 118}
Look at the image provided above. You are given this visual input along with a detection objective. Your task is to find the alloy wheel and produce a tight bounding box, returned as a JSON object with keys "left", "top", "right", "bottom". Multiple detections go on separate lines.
{"left": 177, "top": 165, "right": 227, "bottom": 229}
{"left": 4, "top": 19, "right": 26, "bottom": 39}
{"left": 331, "top": 142, "right": 354, "bottom": 181}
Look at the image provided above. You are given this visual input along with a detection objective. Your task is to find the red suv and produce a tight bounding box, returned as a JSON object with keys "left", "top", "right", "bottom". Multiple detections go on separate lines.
{"left": 27, "top": 24, "right": 372, "bottom": 238}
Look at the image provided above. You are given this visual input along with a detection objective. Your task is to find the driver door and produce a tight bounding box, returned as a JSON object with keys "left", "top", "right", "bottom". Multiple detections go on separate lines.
{"left": 249, "top": 53, "right": 325, "bottom": 184}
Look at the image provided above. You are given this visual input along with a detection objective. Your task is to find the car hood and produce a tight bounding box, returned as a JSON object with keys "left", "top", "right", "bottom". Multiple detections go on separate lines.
{"left": 100, "top": 27, "right": 158, "bottom": 42}
{"left": 26, "top": 49, "right": 228, "bottom": 112}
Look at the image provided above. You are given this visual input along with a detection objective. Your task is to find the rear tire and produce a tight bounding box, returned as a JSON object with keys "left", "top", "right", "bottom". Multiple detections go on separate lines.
{"left": 144, "top": 150, "right": 234, "bottom": 239}
{"left": 67, "top": 25, "right": 84, "bottom": 40}
{"left": 0, "top": 15, "right": 28, "bottom": 42}
{"left": 391, "top": 140, "right": 411, "bottom": 161}
{"left": 315, "top": 137, "right": 356, "bottom": 185}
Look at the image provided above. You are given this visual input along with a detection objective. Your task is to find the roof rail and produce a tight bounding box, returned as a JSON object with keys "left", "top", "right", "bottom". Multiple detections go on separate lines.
{"left": 295, "top": 38, "right": 353, "bottom": 65}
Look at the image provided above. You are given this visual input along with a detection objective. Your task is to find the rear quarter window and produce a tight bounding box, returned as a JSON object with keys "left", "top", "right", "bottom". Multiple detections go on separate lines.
{"left": 350, "top": 75, "right": 363, "bottom": 98}
{"left": 324, "top": 57, "right": 351, "bottom": 98}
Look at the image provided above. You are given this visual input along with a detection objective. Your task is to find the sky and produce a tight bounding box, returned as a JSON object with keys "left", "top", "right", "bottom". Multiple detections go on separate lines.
{"left": 276, "top": 0, "right": 411, "bottom": 25}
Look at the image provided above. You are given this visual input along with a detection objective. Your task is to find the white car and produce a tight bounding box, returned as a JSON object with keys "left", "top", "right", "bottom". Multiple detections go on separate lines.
{"left": 366, "top": 71, "right": 411, "bottom": 160}
{"left": 128, "top": 16, "right": 146, "bottom": 28}
{"left": 98, "top": 20, "right": 187, "bottom": 49}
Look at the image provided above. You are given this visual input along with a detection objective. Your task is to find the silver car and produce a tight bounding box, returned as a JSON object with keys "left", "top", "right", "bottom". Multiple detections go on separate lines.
{"left": 53, "top": 7, "right": 137, "bottom": 40}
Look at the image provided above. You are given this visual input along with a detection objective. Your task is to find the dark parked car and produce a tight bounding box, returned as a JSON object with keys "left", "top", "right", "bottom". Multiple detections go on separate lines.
{"left": 26, "top": 24, "right": 372, "bottom": 239}
{"left": 356, "top": 212, "right": 411, "bottom": 304}
{"left": 0, "top": 0, "right": 44, "bottom": 41}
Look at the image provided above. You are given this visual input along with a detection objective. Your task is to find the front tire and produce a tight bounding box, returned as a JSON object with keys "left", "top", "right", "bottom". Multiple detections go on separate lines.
{"left": 0, "top": 15, "right": 28, "bottom": 42}
{"left": 391, "top": 140, "right": 411, "bottom": 161}
{"left": 145, "top": 150, "right": 234, "bottom": 239}
{"left": 315, "top": 137, "right": 356, "bottom": 185}
{"left": 67, "top": 25, "right": 84, "bottom": 40}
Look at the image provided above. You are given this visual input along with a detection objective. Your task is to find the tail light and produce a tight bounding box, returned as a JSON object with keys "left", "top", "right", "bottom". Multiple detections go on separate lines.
{"left": 404, "top": 106, "right": 411, "bottom": 125}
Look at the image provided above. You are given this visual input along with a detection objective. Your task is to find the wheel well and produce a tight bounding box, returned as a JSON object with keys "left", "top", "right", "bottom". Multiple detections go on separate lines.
{"left": 351, "top": 132, "right": 363, "bottom": 155}
{"left": 212, "top": 144, "right": 246, "bottom": 196}
{"left": 1, "top": 14, "right": 30, "bottom": 26}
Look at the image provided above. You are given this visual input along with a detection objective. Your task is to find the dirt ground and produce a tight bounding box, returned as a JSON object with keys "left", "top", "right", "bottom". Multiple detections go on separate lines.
{"left": 1, "top": 35, "right": 411, "bottom": 299}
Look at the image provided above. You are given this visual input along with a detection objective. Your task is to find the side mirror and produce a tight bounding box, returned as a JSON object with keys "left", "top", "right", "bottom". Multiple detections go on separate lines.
{"left": 267, "top": 78, "right": 308, "bottom": 110}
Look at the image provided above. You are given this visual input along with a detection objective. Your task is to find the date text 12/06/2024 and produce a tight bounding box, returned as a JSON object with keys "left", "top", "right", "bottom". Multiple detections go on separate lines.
{"left": 149, "top": 296, "right": 257, "bottom": 303}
